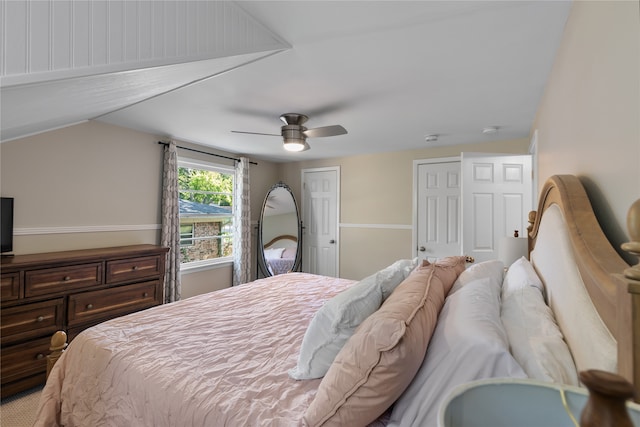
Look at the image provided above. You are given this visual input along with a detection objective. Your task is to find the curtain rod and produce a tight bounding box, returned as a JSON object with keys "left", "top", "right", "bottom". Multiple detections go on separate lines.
{"left": 157, "top": 141, "right": 257, "bottom": 165}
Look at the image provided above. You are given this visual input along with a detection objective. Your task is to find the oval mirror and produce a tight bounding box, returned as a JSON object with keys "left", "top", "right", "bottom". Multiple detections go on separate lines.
{"left": 258, "top": 182, "right": 302, "bottom": 277}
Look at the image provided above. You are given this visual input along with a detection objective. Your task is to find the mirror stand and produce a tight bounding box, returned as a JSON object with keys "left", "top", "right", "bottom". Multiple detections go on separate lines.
{"left": 257, "top": 182, "right": 303, "bottom": 278}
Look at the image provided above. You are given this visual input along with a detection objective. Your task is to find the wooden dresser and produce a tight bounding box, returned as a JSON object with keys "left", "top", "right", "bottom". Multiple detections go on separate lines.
{"left": 0, "top": 244, "right": 169, "bottom": 398}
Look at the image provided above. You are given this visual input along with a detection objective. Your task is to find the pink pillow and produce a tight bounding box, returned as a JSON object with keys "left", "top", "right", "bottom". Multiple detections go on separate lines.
{"left": 303, "top": 256, "right": 467, "bottom": 427}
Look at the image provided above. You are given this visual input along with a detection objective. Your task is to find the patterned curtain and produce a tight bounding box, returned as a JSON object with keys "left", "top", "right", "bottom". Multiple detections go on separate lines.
{"left": 161, "top": 140, "right": 181, "bottom": 302}
{"left": 233, "top": 157, "right": 251, "bottom": 285}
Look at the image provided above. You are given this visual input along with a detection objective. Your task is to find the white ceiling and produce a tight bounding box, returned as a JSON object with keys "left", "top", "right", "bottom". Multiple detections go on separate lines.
{"left": 1, "top": 1, "right": 572, "bottom": 163}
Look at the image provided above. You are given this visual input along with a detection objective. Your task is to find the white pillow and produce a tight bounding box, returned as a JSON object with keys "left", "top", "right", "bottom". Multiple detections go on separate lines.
{"left": 380, "top": 257, "right": 419, "bottom": 299}
{"left": 388, "top": 276, "right": 526, "bottom": 426}
{"left": 264, "top": 247, "right": 285, "bottom": 260}
{"left": 448, "top": 259, "right": 505, "bottom": 295}
{"left": 501, "top": 285, "right": 579, "bottom": 385}
{"left": 502, "top": 256, "right": 545, "bottom": 300}
{"left": 288, "top": 258, "right": 418, "bottom": 380}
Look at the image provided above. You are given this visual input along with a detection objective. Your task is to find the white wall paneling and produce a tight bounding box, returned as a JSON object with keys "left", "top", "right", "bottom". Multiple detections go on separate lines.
{"left": 1, "top": 0, "right": 289, "bottom": 86}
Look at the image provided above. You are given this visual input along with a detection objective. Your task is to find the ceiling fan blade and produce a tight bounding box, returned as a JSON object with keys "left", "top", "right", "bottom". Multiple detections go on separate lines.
{"left": 231, "top": 130, "right": 280, "bottom": 137}
{"left": 303, "top": 125, "right": 347, "bottom": 138}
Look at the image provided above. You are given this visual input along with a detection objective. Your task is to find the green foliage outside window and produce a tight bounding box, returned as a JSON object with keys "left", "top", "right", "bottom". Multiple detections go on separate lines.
{"left": 178, "top": 167, "right": 233, "bottom": 205}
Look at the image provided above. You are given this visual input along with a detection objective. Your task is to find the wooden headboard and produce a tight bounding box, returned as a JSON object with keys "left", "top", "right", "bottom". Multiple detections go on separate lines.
{"left": 264, "top": 234, "right": 297, "bottom": 249}
{"left": 527, "top": 175, "right": 640, "bottom": 395}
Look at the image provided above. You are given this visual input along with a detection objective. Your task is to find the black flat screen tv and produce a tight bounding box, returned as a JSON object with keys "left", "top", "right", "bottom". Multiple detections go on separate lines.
{"left": 1, "top": 197, "right": 14, "bottom": 254}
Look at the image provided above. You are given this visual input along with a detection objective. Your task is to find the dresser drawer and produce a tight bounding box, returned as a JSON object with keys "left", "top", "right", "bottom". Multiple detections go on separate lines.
{"left": 106, "top": 255, "right": 163, "bottom": 284}
{"left": 1, "top": 298, "right": 64, "bottom": 346}
{"left": 1, "top": 336, "right": 50, "bottom": 386}
{"left": 68, "top": 280, "right": 160, "bottom": 327}
{"left": 1, "top": 271, "right": 21, "bottom": 301}
{"left": 0, "top": 244, "right": 167, "bottom": 398}
{"left": 25, "top": 263, "right": 102, "bottom": 297}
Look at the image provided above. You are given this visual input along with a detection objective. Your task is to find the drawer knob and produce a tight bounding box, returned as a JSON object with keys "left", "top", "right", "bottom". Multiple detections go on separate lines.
{"left": 132, "top": 266, "right": 139, "bottom": 271}
{"left": 36, "top": 315, "right": 45, "bottom": 322}
{"left": 143, "top": 292, "right": 149, "bottom": 298}
{"left": 36, "top": 353, "right": 44, "bottom": 360}
{"left": 63, "top": 276, "right": 71, "bottom": 281}
{"left": 86, "top": 303, "right": 93, "bottom": 310}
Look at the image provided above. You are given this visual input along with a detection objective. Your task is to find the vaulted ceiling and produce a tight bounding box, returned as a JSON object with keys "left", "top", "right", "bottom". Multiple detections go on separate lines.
{"left": 1, "top": 1, "right": 572, "bottom": 162}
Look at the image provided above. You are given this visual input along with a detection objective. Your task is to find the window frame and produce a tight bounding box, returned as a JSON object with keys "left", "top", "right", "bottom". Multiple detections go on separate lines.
{"left": 177, "top": 157, "right": 235, "bottom": 272}
{"left": 179, "top": 224, "right": 195, "bottom": 247}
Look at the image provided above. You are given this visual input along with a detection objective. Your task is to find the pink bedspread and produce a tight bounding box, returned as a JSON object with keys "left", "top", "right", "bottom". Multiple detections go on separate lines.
{"left": 267, "top": 257, "right": 296, "bottom": 275}
{"left": 34, "top": 273, "right": 356, "bottom": 427}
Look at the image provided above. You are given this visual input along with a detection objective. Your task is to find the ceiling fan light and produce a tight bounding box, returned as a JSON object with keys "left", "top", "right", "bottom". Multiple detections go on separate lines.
{"left": 283, "top": 138, "right": 307, "bottom": 152}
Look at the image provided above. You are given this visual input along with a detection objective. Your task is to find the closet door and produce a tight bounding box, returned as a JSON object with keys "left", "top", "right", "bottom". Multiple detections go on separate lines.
{"left": 461, "top": 153, "right": 533, "bottom": 263}
{"left": 301, "top": 167, "right": 339, "bottom": 277}
{"left": 415, "top": 160, "right": 462, "bottom": 261}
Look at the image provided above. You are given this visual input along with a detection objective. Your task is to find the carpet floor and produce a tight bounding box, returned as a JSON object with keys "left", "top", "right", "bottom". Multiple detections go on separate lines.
{"left": 1, "top": 386, "right": 42, "bottom": 427}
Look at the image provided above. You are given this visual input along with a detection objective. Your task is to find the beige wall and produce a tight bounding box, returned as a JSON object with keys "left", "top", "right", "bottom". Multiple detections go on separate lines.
{"left": 262, "top": 212, "right": 298, "bottom": 244}
{"left": 0, "top": 120, "right": 280, "bottom": 294}
{"left": 279, "top": 139, "right": 530, "bottom": 279}
{"left": 1, "top": 121, "right": 163, "bottom": 252}
{"left": 532, "top": 0, "right": 640, "bottom": 260}
{"left": 0, "top": 120, "right": 527, "bottom": 291}
{"left": 180, "top": 265, "right": 232, "bottom": 299}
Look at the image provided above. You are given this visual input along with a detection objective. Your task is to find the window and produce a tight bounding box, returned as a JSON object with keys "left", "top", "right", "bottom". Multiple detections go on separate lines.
{"left": 178, "top": 159, "right": 234, "bottom": 268}
{"left": 179, "top": 225, "right": 194, "bottom": 246}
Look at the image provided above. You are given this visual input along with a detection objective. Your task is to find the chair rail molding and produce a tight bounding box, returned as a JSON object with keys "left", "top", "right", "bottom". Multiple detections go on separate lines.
{"left": 14, "top": 224, "right": 161, "bottom": 236}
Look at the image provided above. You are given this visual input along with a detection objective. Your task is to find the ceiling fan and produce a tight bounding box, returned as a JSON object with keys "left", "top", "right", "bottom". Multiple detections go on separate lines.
{"left": 231, "top": 113, "right": 347, "bottom": 152}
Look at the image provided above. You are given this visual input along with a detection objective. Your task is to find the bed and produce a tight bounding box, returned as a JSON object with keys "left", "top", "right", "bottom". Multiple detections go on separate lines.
{"left": 263, "top": 234, "right": 298, "bottom": 275}
{"left": 34, "top": 175, "right": 640, "bottom": 426}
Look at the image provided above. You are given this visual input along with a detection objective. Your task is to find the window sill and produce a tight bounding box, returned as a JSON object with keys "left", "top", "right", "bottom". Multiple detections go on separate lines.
{"left": 180, "top": 258, "right": 233, "bottom": 275}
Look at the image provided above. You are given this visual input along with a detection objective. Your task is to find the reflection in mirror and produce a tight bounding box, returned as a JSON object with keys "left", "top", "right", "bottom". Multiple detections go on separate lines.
{"left": 258, "top": 182, "right": 302, "bottom": 277}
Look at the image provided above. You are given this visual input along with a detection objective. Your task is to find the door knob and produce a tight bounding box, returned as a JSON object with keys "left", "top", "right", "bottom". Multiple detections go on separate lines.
{"left": 329, "top": 239, "right": 335, "bottom": 244}
{"left": 419, "top": 246, "right": 426, "bottom": 252}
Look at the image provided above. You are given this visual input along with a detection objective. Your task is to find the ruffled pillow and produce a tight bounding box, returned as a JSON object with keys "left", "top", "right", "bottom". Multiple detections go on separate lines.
{"left": 288, "top": 258, "right": 418, "bottom": 380}
{"left": 304, "top": 257, "right": 467, "bottom": 426}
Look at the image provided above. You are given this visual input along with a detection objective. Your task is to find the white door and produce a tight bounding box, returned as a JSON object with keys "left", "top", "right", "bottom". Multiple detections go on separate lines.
{"left": 462, "top": 153, "right": 533, "bottom": 263}
{"left": 302, "top": 167, "right": 339, "bottom": 277}
{"left": 415, "top": 160, "right": 462, "bottom": 261}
